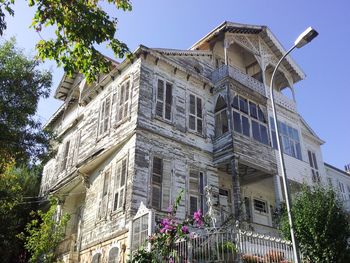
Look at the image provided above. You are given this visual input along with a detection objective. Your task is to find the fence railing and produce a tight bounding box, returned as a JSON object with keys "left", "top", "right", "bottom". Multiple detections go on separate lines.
{"left": 170, "top": 226, "right": 298, "bottom": 262}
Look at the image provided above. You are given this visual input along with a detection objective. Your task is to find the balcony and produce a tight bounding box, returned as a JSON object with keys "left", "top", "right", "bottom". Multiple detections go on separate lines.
{"left": 212, "top": 65, "right": 266, "bottom": 97}
{"left": 268, "top": 90, "right": 297, "bottom": 112}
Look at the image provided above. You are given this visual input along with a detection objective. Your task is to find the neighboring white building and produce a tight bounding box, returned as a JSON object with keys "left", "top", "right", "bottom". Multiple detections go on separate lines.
{"left": 324, "top": 162, "right": 350, "bottom": 212}
{"left": 40, "top": 21, "right": 336, "bottom": 262}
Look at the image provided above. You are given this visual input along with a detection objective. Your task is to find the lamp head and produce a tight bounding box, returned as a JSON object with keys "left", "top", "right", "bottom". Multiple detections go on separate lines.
{"left": 294, "top": 27, "right": 318, "bottom": 48}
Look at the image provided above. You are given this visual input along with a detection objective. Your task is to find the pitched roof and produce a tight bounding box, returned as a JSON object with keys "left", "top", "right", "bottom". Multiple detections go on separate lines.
{"left": 190, "top": 21, "right": 305, "bottom": 83}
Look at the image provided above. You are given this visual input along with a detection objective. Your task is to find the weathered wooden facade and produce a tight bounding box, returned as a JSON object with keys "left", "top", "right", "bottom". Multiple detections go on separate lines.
{"left": 40, "top": 22, "right": 328, "bottom": 262}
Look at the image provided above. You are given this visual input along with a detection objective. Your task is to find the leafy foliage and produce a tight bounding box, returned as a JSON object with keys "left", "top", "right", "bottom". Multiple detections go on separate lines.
{"left": 0, "top": 0, "right": 132, "bottom": 82}
{"left": 130, "top": 190, "right": 209, "bottom": 263}
{"left": 279, "top": 185, "right": 350, "bottom": 262}
{"left": 0, "top": 38, "right": 52, "bottom": 172}
{"left": 19, "top": 197, "right": 70, "bottom": 263}
{"left": 0, "top": 161, "right": 43, "bottom": 263}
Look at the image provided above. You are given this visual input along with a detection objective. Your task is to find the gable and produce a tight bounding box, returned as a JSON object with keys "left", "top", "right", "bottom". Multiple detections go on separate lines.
{"left": 299, "top": 116, "right": 324, "bottom": 144}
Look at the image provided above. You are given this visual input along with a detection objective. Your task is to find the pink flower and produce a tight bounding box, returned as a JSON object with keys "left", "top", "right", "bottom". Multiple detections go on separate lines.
{"left": 181, "top": 225, "right": 189, "bottom": 234}
{"left": 193, "top": 210, "right": 203, "bottom": 227}
{"left": 169, "top": 257, "right": 175, "bottom": 263}
{"left": 167, "top": 205, "right": 173, "bottom": 213}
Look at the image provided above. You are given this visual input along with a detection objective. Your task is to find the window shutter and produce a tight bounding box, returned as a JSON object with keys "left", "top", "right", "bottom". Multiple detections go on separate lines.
{"left": 161, "top": 160, "right": 172, "bottom": 210}
{"left": 99, "top": 100, "right": 105, "bottom": 135}
{"left": 156, "top": 79, "right": 164, "bottom": 118}
{"left": 165, "top": 83, "right": 172, "bottom": 120}
{"left": 123, "top": 81, "right": 130, "bottom": 119}
{"left": 104, "top": 97, "right": 111, "bottom": 131}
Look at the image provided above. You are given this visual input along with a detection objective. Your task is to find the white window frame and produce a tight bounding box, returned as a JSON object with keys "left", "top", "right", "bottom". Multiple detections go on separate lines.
{"left": 115, "top": 78, "right": 131, "bottom": 124}
{"left": 232, "top": 94, "right": 269, "bottom": 145}
{"left": 113, "top": 157, "right": 128, "bottom": 212}
{"left": 188, "top": 93, "right": 203, "bottom": 134}
{"left": 98, "top": 95, "right": 112, "bottom": 136}
{"left": 155, "top": 78, "right": 173, "bottom": 122}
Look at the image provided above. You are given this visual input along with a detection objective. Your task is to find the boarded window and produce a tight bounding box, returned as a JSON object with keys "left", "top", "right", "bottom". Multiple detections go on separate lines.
{"left": 188, "top": 94, "right": 203, "bottom": 133}
{"left": 214, "top": 96, "right": 229, "bottom": 137}
{"left": 155, "top": 79, "right": 172, "bottom": 121}
{"left": 113, "top": 157, "right": 127, "bottom": 211}
{"left": 99, "top": 96, "right": 111, "bottom": 135}
{"left": 116, "top": 80, "right": 131, "bottom": 123}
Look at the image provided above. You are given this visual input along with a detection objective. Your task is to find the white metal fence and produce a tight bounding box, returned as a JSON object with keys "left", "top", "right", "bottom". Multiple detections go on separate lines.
{"left": 170, "top": 227, "right": 297, "bottom": 263}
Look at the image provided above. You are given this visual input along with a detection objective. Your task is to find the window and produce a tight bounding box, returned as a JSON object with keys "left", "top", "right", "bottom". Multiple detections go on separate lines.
{"left": 113, "top": 158, "right": 127, "bottom": 211}
{"left": 98, "top": 96, "right": 111, "bottom": 136}
{"left": 189, "top": 170, "right": 205, "bottom": 215}
{"left": 347, "top": 185, "right": 350, "bottom": 200}
{"left": 151, "top": 157, "right": 162, "bottom": 209}
{"left": 99, "top": 168, "right": 111, "bottom": 218}
{"left": 338, "top": 181, "right": 346, "bottom": 200}
{"left": 116, "top": 79, "right": 130, "bottom": 123}
{"left": 131, "top": 213, "right": 149, "bottom": 251}
{"left": 108, "top": 247, "right": 119, "bottom": 263}
{"left": 150, "top": 157, "right": 171, "bottom": 210}
{"left": 214, "top": 96, "right": 229, "bottom": 137}
{"left": 155, "top": 79, "right": 172, "bottom": 121}
{"left": 308, "top": 150, "right": 320, "bottom": 183}
{"left": 244, "top": 197, "right": 252, "bottom": 222}
{"left": 188, "top": 94, "right": 203, "bottom": 134}
{"left": 270, "top": 117, "right": 302, "bottom": 160}
{"left": 253, "top": 199, "right": 268, "bottom": 213}
{"left": 232, "top": 95, "right": 269, "bottom": 145}
{"left": 92, "top": 253, "right": 101, "bottom": 263}
{"left": 60, "top": 140, "right": 70, "bottom": 172}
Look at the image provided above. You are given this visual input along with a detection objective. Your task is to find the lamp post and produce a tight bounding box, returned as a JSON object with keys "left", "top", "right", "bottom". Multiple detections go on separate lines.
{"left": 269, "top": 27, "right": 318, "bottom": 263}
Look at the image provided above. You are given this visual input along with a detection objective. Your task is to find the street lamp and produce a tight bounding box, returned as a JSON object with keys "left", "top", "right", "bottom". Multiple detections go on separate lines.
{"left": 269, "top": 27, "right": 318, "bottom": 263}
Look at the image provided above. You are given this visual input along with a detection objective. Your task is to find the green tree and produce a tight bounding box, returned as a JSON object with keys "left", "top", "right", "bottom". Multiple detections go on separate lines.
{"left": 19, "top": 197, "right": 70, "bottom": 263}
{"left": 0, "top": 0, "right": 132, "bottom": 82}
{"left": 279, "top": 185, "right": 350, "bottom": 262}
{"left": 0, "top": 161, "right": 43, "bottom": 262}
{"left": 0, "top": 38, "right": 52, "bottom": 172}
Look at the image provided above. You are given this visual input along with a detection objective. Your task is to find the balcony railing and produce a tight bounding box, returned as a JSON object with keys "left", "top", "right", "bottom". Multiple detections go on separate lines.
{"left": 268, "top": 90, "right": 297, "bottom": 112}
{"left": 171, "top": 226, "right": 298, "bottom": 262}
{"left": 212, "top": 65, "right": 266, "bottom": 97}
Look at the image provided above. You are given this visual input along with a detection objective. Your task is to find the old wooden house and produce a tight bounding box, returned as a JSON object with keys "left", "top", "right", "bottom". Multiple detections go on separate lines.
{"left": 40, "top": 22, "right": 328, "bottom": 262}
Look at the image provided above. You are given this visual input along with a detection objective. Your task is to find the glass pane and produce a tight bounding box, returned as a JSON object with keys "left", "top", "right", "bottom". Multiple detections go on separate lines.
{"left": 308, "top": 150, "right": 313, "bottom": 167}
{"left": 108, "top": 248, "right": 119, "bottom": 263}
{"left": 221, "top": 110, "right": 228, "bottom": 133}
{"left": 155, "top": 101, "right": 163, "bottom": 117}
{"left": 215, "top": 114, "right": 221, "bottom": 137}
{"left": 249, "top": 102, "right": 257, "bottom": 119}
{"left": 121, "top": 159, "right": 127, "bottom": 186}
{"left": 271, "top": 131, "right": 277, "bottom": 149}
{"left": 142, "top": 214, "right": 149, "bottom": 230}
{"left": 252, "top": 120, "right": 260, "bottom": 141}
{"left": 113, "top": 192, "right": 119, "bottom": 210}
{"left": 197, "top": 119, "right": 202, "bottom": 133}
{"left": 232, "top": 95, "right": 239, "bottom": 109}
{"left": 152, "top": 186, "right": 161, "bottom": 209}
{"left": 280, "top": 122, "right": 288, "bottom": 135}
{"left": 242, "top": 116, "right": 250, "bottom": 137}
{"left": 312, "top": 153, "right": 318, "bottom": 169}
{"left": 165, "top": 103, "right": 171, "bottom": 120}
{"left": 196, "top": 97, "right": 202, "bottom": 118}
{"left": 189, "top": 115, "right": 196, "bottom": 130}
{"left": 239, "top": 97, "right": 248, "bottom": 114}
{"left": 190, "top": 196, "right": 198, "bottom": 215}
{"left": 258, "top": 107, "right": 266, "bottom": 122}
{"left": 260, "top": 125, "right": 269, "bottom": 145}
{"left": 189, "top": 94, "right": 195, "bottom": 114}
{"left": 153, "top": 157, "right": 162, "bottom": 176}
{"left": 270, "top": 117, "right": 275, "bottom": 130}
{"left": 233, "top": 111, "right": 241, "bottom": 133}
{"left": 157, "top": 79, "right": 164, "bottom": 100}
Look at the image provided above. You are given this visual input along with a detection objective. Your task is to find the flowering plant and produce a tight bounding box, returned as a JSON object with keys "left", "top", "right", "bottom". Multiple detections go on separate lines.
{"left": 130, "top": 190, "right": 205, "bottom": 262}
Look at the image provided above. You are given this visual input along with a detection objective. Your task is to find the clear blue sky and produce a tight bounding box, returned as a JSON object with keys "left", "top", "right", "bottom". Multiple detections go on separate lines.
{"left": 4, "top": 0, "right": 349, "bottom": 170}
